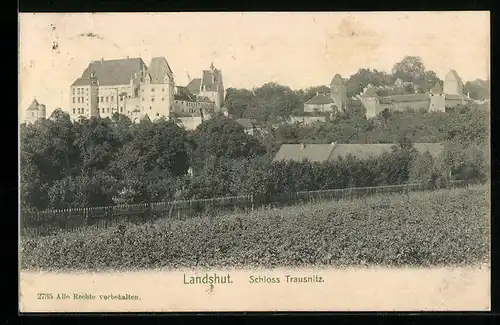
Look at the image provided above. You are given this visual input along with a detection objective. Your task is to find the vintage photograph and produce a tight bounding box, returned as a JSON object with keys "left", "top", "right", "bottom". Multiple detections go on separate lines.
{"left": 19, "top": 12, "right": 490, "bottom": 312}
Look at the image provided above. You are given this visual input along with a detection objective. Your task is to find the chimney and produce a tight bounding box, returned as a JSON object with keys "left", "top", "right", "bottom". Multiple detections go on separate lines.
{"left": 300, "top": 143, "right": 305, "bottom": 150}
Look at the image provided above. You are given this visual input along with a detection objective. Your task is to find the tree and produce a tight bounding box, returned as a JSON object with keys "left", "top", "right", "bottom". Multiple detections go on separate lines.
{"left": 189, "top": 115, "right": 266, "bottom": 171}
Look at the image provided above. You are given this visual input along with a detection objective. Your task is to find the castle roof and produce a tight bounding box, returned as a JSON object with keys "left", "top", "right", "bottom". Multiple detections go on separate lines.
{"left": 186, "top": 78, "right": 202, "bottom": 95}
{"left": 72, "top": 57, "right": 147, "bottom": 87}
{"left": 147, "top": 57, "right": 173, "bottom": 84}
{"left": 305, "top": 93, "right": 334, "bottom": 105}
{"left": 330, "top": 74, "right": 344, "bottom": 86}
{"left": 445, "top": 70, "right": 463, "bottom": 84}
{"left": 27, "top": 99, "right": 40, "bottom": 111}
{"left": 378, "top": 93, "right": 430, "bottom": 104}
{"left": 174, "top": 86, "right": 195, "bottom": 101}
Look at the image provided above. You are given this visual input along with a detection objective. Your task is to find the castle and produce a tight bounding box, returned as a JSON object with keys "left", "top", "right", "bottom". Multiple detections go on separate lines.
{"left": 66, "top": 57, "right": 223, "bottom": 124}
{"left": 303, "top": 74, "right": 347, "bottom": 114}
{"left": 24, "top": 99, "right": 46, "bottom": 124}
{"left": 358, "top": 70, "right": 470, "bottom": 118}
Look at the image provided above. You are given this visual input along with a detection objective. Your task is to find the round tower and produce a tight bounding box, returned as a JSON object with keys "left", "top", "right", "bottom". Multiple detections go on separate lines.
{"left": 330, "top": 74, "right": 347, "bottom": 111}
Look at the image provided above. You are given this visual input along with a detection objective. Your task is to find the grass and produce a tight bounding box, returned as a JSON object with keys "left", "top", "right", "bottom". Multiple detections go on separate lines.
{"left": 20, "top": 184, "right": 490, "bottom": 271}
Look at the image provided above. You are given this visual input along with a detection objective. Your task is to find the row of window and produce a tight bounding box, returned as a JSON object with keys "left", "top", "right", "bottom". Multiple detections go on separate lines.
{"left": 73, "top": 108, "right": 86, "bottom": 115}
{"left": 72, "top": 107, "right": 125, "bottom": 115}
{"left": 73, "top": 97, "right": 87, "bottom": 103}
{"left": 73, "top": 88, "right": 88, "bottom": 95}
{"left": 142, "top": 88, "right": 166, "bottom": 93}
{"left": 141, "top": 97, "right": 165, "bottom": 102}
{"left": 97, "top": 107, "right": 124, "bottom": 114}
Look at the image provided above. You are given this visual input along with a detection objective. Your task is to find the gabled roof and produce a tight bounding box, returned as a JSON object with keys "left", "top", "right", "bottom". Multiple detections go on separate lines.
{"left": 186, "top": 78, "right": 202, "bottom": 94}
{"left": 272, "top": 144, "right": 336, "bottom": 163}
{"left": 147, "top": 57, "right": 173, "bottom": 84}
{"left": 379, "top": 93, "right": 430, "bottom": 104}
{"left": 273, "top": 142, "right": 445, "bottom": 163}
{"left": 72, "top": 58, "right": 147, "bottom": 87}
{"left": 330, "top": 144, "right": 394, "bottom": 160}
{"left": 445, "top": 70, "right": 463, "bottom": 84}
{"left": 174, "top": 86, "right": 195, "bottom": 101}
{"left": 331, "top": 74, "right": 344, "bottom": 86}
{"left": 305, "top": 93, "right": 334, "bottom": 105}
{"left": 27, "top": 99, "right": 40, "bottom": 111}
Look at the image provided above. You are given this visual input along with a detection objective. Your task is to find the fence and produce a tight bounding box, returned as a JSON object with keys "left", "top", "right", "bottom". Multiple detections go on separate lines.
{"left": 21, "top": 180, "right": 468, "bottom": 236}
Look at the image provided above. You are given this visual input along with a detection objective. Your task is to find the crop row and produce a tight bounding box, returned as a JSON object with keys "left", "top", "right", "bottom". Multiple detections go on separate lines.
{"left": 20, "top": 185, "right": 490, "bottom": 271}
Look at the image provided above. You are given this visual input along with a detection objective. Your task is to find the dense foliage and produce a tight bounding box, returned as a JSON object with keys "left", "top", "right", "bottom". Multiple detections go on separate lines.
{"left": 20, "top": 55, "right": 489, "bottom": 211}
{"left": 20, "top": 185, "right": 490, "bottom": 271}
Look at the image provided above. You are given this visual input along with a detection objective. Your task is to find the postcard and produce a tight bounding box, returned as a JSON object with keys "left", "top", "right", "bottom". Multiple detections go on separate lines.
{"left": 18, "top": 11, "right": 490, "bottom": 312}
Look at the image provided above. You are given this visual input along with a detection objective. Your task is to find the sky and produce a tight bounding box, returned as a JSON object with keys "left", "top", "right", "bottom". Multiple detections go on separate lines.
{"left": 19, "top": 11, "right": 490, "bottom": 119}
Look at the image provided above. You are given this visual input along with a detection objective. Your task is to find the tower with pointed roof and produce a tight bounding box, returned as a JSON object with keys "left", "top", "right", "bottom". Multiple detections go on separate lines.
{"left": 330, "top": 74, "right": 347, "bottom": 112}
{"left": 140, "top": 56, "right": 176, "bottom": 121}
{"left": 186, "top": 62, "right": 224, "bottom": 109}
{"left": 444, "top": 69, "right": 464, "bottom": 96}
{"left": 24, "top": 99, "right": 46, "bottom": 124}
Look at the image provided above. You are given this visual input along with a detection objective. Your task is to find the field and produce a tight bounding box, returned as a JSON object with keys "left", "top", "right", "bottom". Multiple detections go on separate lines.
{"left": 20, "top": 185, "right": 490, "bottom": 271}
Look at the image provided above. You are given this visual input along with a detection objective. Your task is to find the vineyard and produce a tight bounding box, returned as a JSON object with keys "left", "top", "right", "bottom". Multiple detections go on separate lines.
{"left": 20, "top": 184, "right": 490, "bottom": 271}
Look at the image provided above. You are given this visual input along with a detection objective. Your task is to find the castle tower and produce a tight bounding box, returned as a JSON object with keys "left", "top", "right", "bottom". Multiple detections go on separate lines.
{"left": 429, "top": 82, "right": 446, "bottom": 112}
{"left": 24, "top": 99, "right": 46, "bottom": 124}
{"left": 444, "top": 70, "right": 463, "bottom": 96}
{"left": 330, "top": 74, "right": 347, "bottom": 112}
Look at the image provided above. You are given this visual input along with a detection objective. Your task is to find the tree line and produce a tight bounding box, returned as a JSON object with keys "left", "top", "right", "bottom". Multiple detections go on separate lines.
{"left": 225, "top": 56, "right": 490, "bottom": 122}
{"left": 21, "top": 102, "right": 488, "bottom": 211}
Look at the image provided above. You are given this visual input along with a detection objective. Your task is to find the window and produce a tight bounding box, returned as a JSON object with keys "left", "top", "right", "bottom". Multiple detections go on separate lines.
{"left": 32, "top": 112, "right": 35, "bottom": 117}
{"left": 72, "top": 88, "right": 75, "bottom": 95}
{"left": 156, "top": 113, "right": 159, "bottom": 116}
{"left": 73, "top": 108, "right": 76, "bottom": 114}
{"left": 120, "top": 107, "right": 123, "bottom": 112}
{"left": 73, "top": 98, "right": 75, "bottom": 103}
{"left": 106, "top": 97, "right": 109, "bottom": 102}
{"left": 111, "top": 96, "right": 114, "bottom": 101}
{"left": 151, "top": 97, "right": 155, "bottom": 102}
{"left": 151, "top": 88, "right": 155, "bottom": 92}
{"left": 100, "top": 96, "right": 104, "bottom": 102}
{"left": 97, "top": 108, "right": 100, "bottom": 113}
{"left": 77, "top": 88, "right": 80, "bottom": 95}
{"left": 142, "top": 98, "right": 144, "bottom": 101}
{"left": 149, "top": 106, "right": 152, "bottom": 110}
{"left": 120, "top": 96, "right": 123, "bottom": 101}
{"left": 162, "top": 88, "right": 165, "bottom": 92}
{"left": 162, "top": 97, "right": 164, "bottom": 101}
